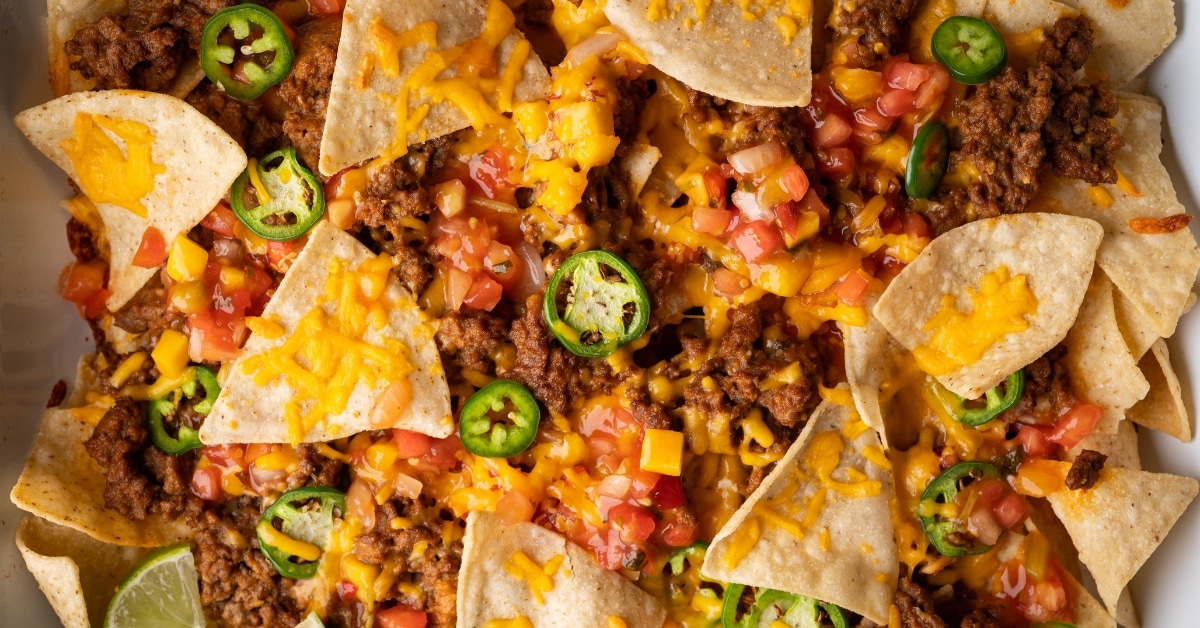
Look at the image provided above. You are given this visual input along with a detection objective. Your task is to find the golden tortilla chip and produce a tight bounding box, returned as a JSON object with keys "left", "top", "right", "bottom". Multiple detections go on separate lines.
{"left": 1045, "top": 462, "right": 1198, "bottom": 613}
{"left": 457, "top": 511, "right": 666, "bottom": 628}
{"left": 10, "top": 409, "right": 190, "bottom": 546}
{"left": 873, "top": 213, "right": 1103, "bottom": 399}
{"left": 1063, "top": 270, "right": 1149, "bottom": 434}
{"left": 620, "top": 143, "right": 662, "bottom": 199}
{"left": 1113, "top": 285, "right": 1159, "bottom": 362}
{"left": 14, "top": 90, "right": 247, "bottom": 311}
{"left": 1069, "top": 419, "right": 1141, "bottom": 471}
{"left": 1045, "top": 94, "right": 1200, "bottom": 340}
{"left": 980, "top": 0, "right": 1076, "bottom": 35}
{"left": 201, "top": 221, "right": 453, "bottom": 445}
{"left": 603, "top": 0, "right": 812, "bottom": 107}
{"left": 701, "top": 400, "right": 897, "bottom": 624}
{"left": 16, "top": 516, "right": 143, "bottom": 628}
{"left": 1058, "top": 0, "right": 1176, "bottom": 87}
{"left": 1127, "top": 339, "right": 1191, "bottom": 442}
{"left": 318, "top": 0, "right": 550, "bottom": 176}
{"left": 839, "top": 305, "right": 903, "bottom": 450}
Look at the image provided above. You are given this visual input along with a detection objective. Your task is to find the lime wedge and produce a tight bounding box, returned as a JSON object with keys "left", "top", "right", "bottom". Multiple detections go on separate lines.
{"left": 104, "top": 542, "right": 205, "bottom": 628}
{"left": 295, "top": 612, "right": 327, "bottom": 628}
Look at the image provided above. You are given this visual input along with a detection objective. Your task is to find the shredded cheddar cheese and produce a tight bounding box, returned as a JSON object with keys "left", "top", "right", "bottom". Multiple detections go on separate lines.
{"left": 61, "top": 113, "right": 165, "bottom": 218}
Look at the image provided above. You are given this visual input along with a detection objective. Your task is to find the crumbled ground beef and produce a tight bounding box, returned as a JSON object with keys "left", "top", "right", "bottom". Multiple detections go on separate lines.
{"left": 278, "top": 18, "right": 341, "bottom": 171}
{"left": 193, "top": 498, "right": 304, "bottom": 628}
{"left": 83, "top": 396, "right": 203, "bottom": 522}
{"left": 686, "top": 89, "right": 813, "bottom": 157}
{"left": 186, "top": 81, "right": 283, "bottom": 156}
{"left": 998, "top": 345, "right": 1080, "bottom": 425}
{"left": 285, "top": 444, "right": 348, "bottom": 490}
{"left": 834, "top": 0, "right": 920, "bottom": 66}
{"left": 956, "top": 16, "right": 1122, "bottom": 217}
{"left": 436, "top": 307, "right": 508, "bottom": 375}
{"left": 1066, "top": 449, "right": 1108, "bottom": 490}
{"left": 111, "top": 275, "right": 185, "bottom": 339}
{"left": 66, "top": 218, "right": 99, "bottom": 262}
{"left": 895, "top": 577, "right": 949, "bottom": 628}
{"left": 627, "top": 385, "right": 673, "bottom": 431}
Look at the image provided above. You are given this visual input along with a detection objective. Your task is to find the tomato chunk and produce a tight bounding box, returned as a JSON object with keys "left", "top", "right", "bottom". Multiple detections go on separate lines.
{"left": 1046, "top": 403, "right": 1103, "bottom": 449}
{"left": 730, "top": 220, "right": 784, "bottom": 263}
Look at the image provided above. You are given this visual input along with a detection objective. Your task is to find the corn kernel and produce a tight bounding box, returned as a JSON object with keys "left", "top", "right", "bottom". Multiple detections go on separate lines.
{"left": 169, "top": 281, "right": 209, "bottom": 315}
{"left": 166, "top": 235, "right": 209, "bottom": 283}
{"left": 640, "top": 428, "right": 685, "bottom": 476}
{"left": 152, "top": 330, "right": 190, "bottom": 379}
{"left": 219, "top": 266, "right": 247, "bottom": 290}
{"left": 830, "top": 67, "right": 884, "bottom": 103}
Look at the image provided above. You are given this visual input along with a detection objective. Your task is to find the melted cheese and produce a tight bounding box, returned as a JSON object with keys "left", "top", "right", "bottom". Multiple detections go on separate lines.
{"left": 61, "top": 113, "right": 165, "bottom": 218}
{"left": 504, "top": 551, "right": 562, "bottom": 604}
{"left": 914, "top": 266, "right": 1039, "bottom": 375}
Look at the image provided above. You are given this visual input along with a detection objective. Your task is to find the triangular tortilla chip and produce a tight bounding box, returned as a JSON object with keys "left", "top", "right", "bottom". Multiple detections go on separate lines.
{"left": 1116, "top": 587, "right": 1141, "bottom": 628}
{"left": 1057, "top": 0, "right": 1176, "bottom": 87}
{"left": 873, "top": 213, "right": 1103, "bottom": 398}
{"left": 1045, "top": 94, "right": 1200, "bottom": 339}
{"left": 1113, "top": 286, "right": 1159, "bottom": 362}
{"left": 457, "top": 511, "right": 666, "bottom": 628}
{"left": 318, "top": 0, "right": 550, "bottom": 176}
{"left": 839, "top": 303, "right": 907, "bottom": 450}
{"left": 16, "top": 516, "right": 143, "bottom": 628}
{"left": 1063, "top": 269, "right": 1149, "bottom": 434}
{"left": 10, "top": 409, "right": 190, "bottom": 546}
{"left": 201, "top": 221, "right": 453, "bottom": 445}
{"left": 1046, "top": 462, "right": 1198, "bottom": 612}
{"left": 981, "top": 0, "right": 1077, "bottom": 35}
{"left": 701, "top": 400, "right": 897, "bottom": 624}
{"left": 14, "top": 90, "right": 247, "bottom": 310}
{"left": 1069, "top": 419, "right": 1141, "bottom": 471}
{"left": 1127, "top": 339, "right": 1191, "bottom": 442}
{"left": 603, "top": 0, "right": 812, "bottom": 107}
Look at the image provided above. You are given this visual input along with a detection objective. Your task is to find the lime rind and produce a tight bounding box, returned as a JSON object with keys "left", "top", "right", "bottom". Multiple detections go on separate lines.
{"left": 104, "top": 542, "right": 205, "bottom": 628}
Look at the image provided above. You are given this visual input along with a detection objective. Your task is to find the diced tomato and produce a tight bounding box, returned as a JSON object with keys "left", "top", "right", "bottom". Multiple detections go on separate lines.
{"left": 877, "top": 88, "right": 917, "bottom": 118}
{"left": 203, "top": 444, "right": 247, "bottom": 469}
{"left": 1046, "top": 403, "right": 1103, "bottom": 449}
{"left": 200, "top": 203, "right": 239, "bottom": 237}
{"left": 780, "top": 164, "right": 810, "bottom": 202}
{"left": 266, "top": 238, "right": 305, "bottom": 273}
{"left": 581, "top": 404, "right": 639, "bottom": 440}
{"left": 887, "top": 61, "right": 933, "bottom": 91}
{"left": 132, "top": 226, "right": 168, "bottom": 268}
{"left": 650, "top": 474, "right": 686, "bottom": 509}
{"left": 59, "top": 260, "right": 108, "bottom": 317}
{"left": 730, "top": 220, "right": 784, "bottom": 263}
{"left": 659, "top": 508, "right": 699, "bottom": 547}
{"left": 965, "top": 496, "right": 1004, "bottom": 545}
{"left": 703, "top": 168, "right": 728, "bottom": 211}
{"left": 244, "top": 443, "right": 274, "bottom": 463}
{"left": 1014, "top": 424, "right": 1056, "bottom": 459}
{"left": 468, "top": 146, "right": 514, "bottom": 199}
{"left": 798, "top": 190, "right": 830, "bottom": 225}
{"left": 834, "top": 270, "right": 870, "bottom": 306}
{"left": 817, "top": 147, "right": 856, "bottom": 179}
{"left": 420, "top": 434, "right": 463, "bottom": 469}
{"left": 445, "top": 267, "right": 473, "bottom": 310}
{"left": 609, "top": 503, "right": 656, "bottom": 543}
{"left": 496, "top": 489, "right": 535, "bottom": 524}
{"left": 463, "top": 275, "right": 503, "bottom": 311}
{"left": 853, "top": 105, "right": 895, "bottom": 137}
{"left": 593, "top": 528, "right": 644, "bottom": 571}
{"left": 913, "top": 65, "right": 951, "bottom": 110}
{"left": 187, "top": 310, "right": 242, "bottom": 362}
{"left": 814, "top": 113, "right": 852, "bottom": 148}
{"left": 391, "top": 429, "right": 435, "bottom": 458}
{"left": 191, "top": 467, "right": 223, "bottom": 501}
{"left": 337, "top": 580, "right": 359, "bottom": 604}
{"left": 484, "top": 241, "right": 524, "bottom": 291}
{"left": 992, "top": 491, "right": 1030, "bottom": 529}
{"left": 692, "top": 205, "right": 735, "bottom": 235}
{"left": 307, "top": 0, "right": 343, "bottom": 16}
{"left": 902, "top": 212, "right": 933, "bottom": 240}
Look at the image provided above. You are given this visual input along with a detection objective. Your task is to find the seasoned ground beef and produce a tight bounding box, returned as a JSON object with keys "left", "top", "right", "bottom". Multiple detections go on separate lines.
{"left": 500, "top": 293, "right": 617, "bottom": 415}
{"left": 834, "top": 0, "right": 920, "bottom": 66}
{"left": 627, "top": 384, "right": 673, "bottom": 430}
{"left": 686, "top": 89, "right": 812, "bottom": 157}
{"left": 956, "top": 16, "right": 1121, "bottom": 217}
{"left": 66, "top": 218, "right": 99, "bottom": 262}
{"left": 285, "top": 444, "right": 348, "bottom": 490}
{"left": 193, "top": 499, "right": 304, "bottom": 628}
{"left": 998, "top": 345, "right": 1080, "bottom": 425}
{"left": 895, "top": 577, "right": 949, "bottom": 628}
{"left": 1066, "top": 449, "right": 1108, "bottom": 490}
{"left": 278, "top": 18, "right": 342, "bottom": 171}
{"left": 84, "top": 396, "right": 203, "bottom": 522}
{"left": 111, "top": 276, "right": 185, "bottom": 339}
{"left": 436, "top": 306, "right": 508, "bottom": 375}
{"left": 186, "top": 82, "right": 283, "bottom": 156}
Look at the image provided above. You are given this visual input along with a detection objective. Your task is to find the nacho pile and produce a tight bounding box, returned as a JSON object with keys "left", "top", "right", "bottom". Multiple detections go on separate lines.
{"left": 10, "top": 0, "right": 1199, "bottom": 626}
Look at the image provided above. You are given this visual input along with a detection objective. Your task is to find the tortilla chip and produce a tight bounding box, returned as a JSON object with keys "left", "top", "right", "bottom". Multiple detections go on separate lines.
{"left": 603, "top": 0, "right": 812, "bottom": 107}
{"left": 202, "top": 221, "right": 453, "bottom": 445}
{"left": 1045, "top": 462, "right": 1198, "bottom": 613}
{"left": 702, "top": 400, "right": 897, "bottom": 624}
{"left": 10, "top": 409, "right": 191, "bottom": 546}
{"left": 1057, "top": 0, "right": 1176, "bottom": 87}
{"left": 620, "top": 143, "right": 662, "bottom": 199}
{"left": 47, "top": 0, "right": 126, "bottom": 96}
{"left": 981, "top": 0, "right": 1076, "bottom": 35}
{"left": 1045, "top": 94, "right": 1200, "bottom": 340}
{"left": 839, "top": 306, "right": 904, "bottom": 450}
{"left": 318, "top": 0, "right": 550, "bottom": 176}
{"left": 14, "top": 90, "right": 247, "bottom": 311}
{"left": 1025, "top": 498, "right": 1082, "bottom": 580}
{"left": 1113, "top": 287, "right": 1159, "bottom": 362}
{"left": 457, "top": 511, "right": 665, "bottom": 628}
{"left": 1069, "top": 419, "right": 1141, "bottom": 471}
{"left": 1062, "top": 270, "right": 1149, "bottom": 433}
{"left": 873, "top": 213, "right": 1103, "bottom": 399}
{"left": 16, "top": 516, "right": 143, "bottom": 628}
{"left": 1116, "top": 587, "right": 1140, "bottom": 628}
{"left": 1127, "top": 339, "right": 1191, "bottom": 442}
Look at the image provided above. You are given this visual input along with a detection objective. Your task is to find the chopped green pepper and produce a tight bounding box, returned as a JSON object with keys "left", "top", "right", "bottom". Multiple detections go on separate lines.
{"left": 667, "top": 541, "right": 709, "bottom": 576}
{"left": 543, "top": 250, "right": 651, "bottom": 358}
{"left": 200, "top": 4, "right": 295, "bottom": 100}
{"left": 905, "top": 122, "right": 950, "bottom": 200}
{"left": 146, "top": 366, "right": 219, "bottom": 455}
{"left": 231, "top": 147, "right": 325, "bottom": 241}
{"left": 931, "top": 16, "right": 1008, "bottom": 84}
{"left": 956, "top": 370, "right": 1024, "bottom": 426}
{"left": 459, "top": 379, "right": 541, "bottom": 458}
{"left": 722, "top": 584, "right": 849, "bottom": 628}
{"left": 918, "top": 461, "right": 1002, "bottom": 557}
{"left": 257, "top": 487, "right": 345, "bottom": 580}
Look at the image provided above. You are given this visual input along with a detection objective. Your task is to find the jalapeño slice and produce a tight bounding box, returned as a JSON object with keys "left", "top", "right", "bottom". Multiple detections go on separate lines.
{"left": 257, "top": 487, "right": 345, "bottom": 580}
{"left": 459, "top": 379, "right": 541, "bottom": 458}
{"left": 146, "top": 366, "right": 220, "bottom": 455}
{"left": 231, "top": 147, "right": 325, "bottom": 241}
{"left": 931, "top": 16, "right": 1008, "bottom": 85}
{"left": 918, "top": 461, "right": 1002, "bottom": 557}
{"left": 956, "top": 370, "right": 1024, "bottom": 426}
{"left": 200, "top": 4, "right": 295, "bottom": 100}
{"left": 667, "top": 541, "right": 709, "bottom": 576}
{"left": 543, "top": 250, "right": 651, "bottom": 358}
{"left": 721, "top": 583, "right": 849, "bottom": 628}
{"left": 905, "top": 122, "right": 950, "bottom": 200}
